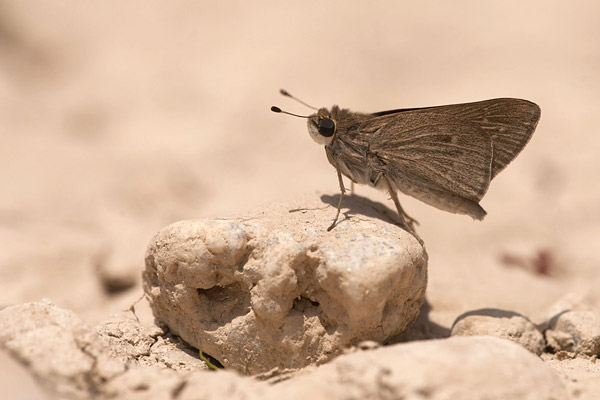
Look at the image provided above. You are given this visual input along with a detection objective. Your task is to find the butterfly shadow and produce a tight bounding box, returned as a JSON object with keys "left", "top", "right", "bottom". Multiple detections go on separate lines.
{"left": 319, "top": 192, "right": 408, "bottom": 232}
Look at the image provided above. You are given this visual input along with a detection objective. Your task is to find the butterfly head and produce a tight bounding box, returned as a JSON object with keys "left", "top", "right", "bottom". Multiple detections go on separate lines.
{"left": 308, "top": 108, "right": 337, "bottom": 145}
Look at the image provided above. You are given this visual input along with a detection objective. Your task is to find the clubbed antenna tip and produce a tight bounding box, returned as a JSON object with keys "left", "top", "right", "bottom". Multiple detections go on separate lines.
{"left": 277, "top": 89, "right": 318, "bottom": 110}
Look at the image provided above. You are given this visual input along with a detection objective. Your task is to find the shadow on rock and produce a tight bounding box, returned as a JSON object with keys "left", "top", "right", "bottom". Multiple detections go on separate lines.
{"left": 387, "top": 300, "right": 451, "bottom": 343}
{"left": 452, "top": 308, "right": 527, "bottom": 329}
{"left": 318, "top": 193, "right": 408, "bottom": 230}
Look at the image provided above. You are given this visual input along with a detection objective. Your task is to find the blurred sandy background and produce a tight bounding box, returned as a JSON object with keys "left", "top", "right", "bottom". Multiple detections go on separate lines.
{"left": 1, "top": 0, "right": 599, "bottom": 394}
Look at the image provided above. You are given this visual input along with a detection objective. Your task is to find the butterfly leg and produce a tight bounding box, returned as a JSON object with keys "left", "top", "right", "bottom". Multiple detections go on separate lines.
{"left": 327, "top": 169, "right": 347, "bottom": 231}
{"left": 384, "top": 177, "right": 423, "bottom": 244}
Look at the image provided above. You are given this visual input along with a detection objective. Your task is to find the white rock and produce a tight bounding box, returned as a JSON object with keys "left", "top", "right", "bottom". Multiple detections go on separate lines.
{"left": 270, "top": 336, "right": 568, "bottom": 400}
{"left": 542, "top": 353, "right": 600, "bottom": 400}
{"left": 0, "top": 300, "right": 204, "bottom": 399}
{"left": 0, "top": 301, "right": 570, "bottom": 400}
{"left": 143, "top": 196, "right": 427, "bottom": 373}
{"left": 0, "top": 299, "right": 123, "bottom": 399}
{"left": 546, "top": 310, "right": 600, "bottom": 356}
{"left": 451, "top": 309, "right": 545, "bottom": 355}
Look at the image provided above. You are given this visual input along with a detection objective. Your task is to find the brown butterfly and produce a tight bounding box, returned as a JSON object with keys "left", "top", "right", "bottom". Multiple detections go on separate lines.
{"left": 272, "top": 90, "right": 540, "bottom": 243}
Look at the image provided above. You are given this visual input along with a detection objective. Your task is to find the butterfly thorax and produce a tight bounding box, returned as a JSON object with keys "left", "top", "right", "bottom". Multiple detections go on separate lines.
{"left": 320, "top": 107, "right": 385, "bottom": 188}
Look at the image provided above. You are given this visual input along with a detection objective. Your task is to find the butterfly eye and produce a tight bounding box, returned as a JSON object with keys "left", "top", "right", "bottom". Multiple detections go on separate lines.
{"left": 317, "top": 118, "right": 335, "bottom": 137}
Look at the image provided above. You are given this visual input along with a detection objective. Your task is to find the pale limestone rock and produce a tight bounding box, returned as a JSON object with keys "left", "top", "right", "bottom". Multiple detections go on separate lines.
{"left": 546, "top": 310, "right": 600, "bottom": 356}
{"left": 0, "top": 300, "right": 208, "bottom": 399}
{"left": 0, "top": 301, "right": 570, "bottom": 400}
{"left": 270, "top": 336, "right": 568, "bottom": 400}
{"left": 143, "top": 196, "right": 427, "bottom": 374}
{"left": 542, "top": 353, "right": 600, "bottom": 400}
{"left": 0, "top": 348, "right": 50, "bottom": 400}
{"left": 100, "top": 366, "right": 184, "bottom": 400}
{"left": 0, "top": 299, "right": 124, "bottom": 399}
{"left": 450, "top": 308, "right": 545, "bottom": 355}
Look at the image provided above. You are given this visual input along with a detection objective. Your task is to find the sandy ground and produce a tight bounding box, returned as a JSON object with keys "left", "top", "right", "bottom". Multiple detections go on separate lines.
{"left": 1, "top": 0, "right": 599, "bottom": 397}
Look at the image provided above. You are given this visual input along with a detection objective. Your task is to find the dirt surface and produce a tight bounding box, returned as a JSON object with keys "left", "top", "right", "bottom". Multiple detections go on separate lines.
{"left": 1, "top": 1, "right": 599, "bottom": 398}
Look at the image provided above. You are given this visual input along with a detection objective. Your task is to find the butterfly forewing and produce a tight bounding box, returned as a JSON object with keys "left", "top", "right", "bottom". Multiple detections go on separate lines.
{"left": 362, "top": 98, "right": 540, "bottom": 201}
{"left": 469, "top": 99, "right": 540, "bottom": 178}
{"left": 366, "top": 115, "right": 493, "bottom": 201}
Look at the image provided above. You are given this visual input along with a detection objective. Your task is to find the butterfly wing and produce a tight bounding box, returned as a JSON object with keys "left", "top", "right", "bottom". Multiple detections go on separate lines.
{"left": 373, "top": 120, "right": 493, "bottom": 202}
{"left": 364, "top": 98, "right": 540, "bottom": 203}
{"left": 362, "top": 98, "right": 540, "bottom": 188}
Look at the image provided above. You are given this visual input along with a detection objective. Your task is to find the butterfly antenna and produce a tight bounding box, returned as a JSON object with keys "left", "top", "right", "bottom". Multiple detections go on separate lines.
{"left": 279, "top": 89, "right": 318, "bottom": 110}
{"left": 270, "top": 106, "right": 310, "bottom": 118}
